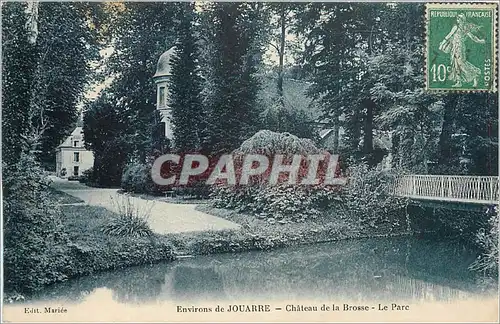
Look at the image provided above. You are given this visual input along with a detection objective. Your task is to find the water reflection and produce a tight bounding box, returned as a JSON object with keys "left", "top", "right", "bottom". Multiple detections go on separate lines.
{"left": 27, "top": 236, "right": 497, "bottom": 305}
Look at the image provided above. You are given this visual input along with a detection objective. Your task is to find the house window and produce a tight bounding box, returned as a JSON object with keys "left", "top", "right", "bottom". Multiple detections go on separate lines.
{"left": 73, "top": 140, "right": 79, "bottom": 147}
{"left": 74, "top": 152, "right": 80, "bottom": 162}
{"left": 73, "top": 166, "right": 79, "bottom": 176}
{"left": 159, "top": 86, "right": 166, "bottom": 106}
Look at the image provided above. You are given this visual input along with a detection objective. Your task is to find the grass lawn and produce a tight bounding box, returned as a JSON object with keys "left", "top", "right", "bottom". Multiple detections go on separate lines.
{"left": 12, "top": 194, "right": 177, "bottom": 294}
{"left": 48, "top": 187, "right": 85, "bottom": 204}
{"left": 4, "top": 188, "right": 177, "bottom": 300}
{"left": 58, "top": 204, "right": 176, "bottom": 275}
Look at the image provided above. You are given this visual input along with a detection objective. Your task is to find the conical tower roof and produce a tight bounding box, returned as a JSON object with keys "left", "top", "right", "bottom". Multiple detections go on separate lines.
{"left": 154, "top": 46, "right": 177, "bottom": 78}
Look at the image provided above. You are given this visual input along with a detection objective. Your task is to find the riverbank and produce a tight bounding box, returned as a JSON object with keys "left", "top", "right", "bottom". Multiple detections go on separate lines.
{"left": 164, "top": 204, "right": 413, "bottom": 256}
{"left": 3, "top": 190, "right": 176, "bottom": 303}
{"left": 120, "top": 187, "right": 414, "bottom": 256}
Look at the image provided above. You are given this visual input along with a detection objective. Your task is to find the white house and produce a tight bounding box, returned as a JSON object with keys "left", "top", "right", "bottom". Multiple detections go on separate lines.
{"left": 55, "top": 126, "right": 94, "bottom": 178}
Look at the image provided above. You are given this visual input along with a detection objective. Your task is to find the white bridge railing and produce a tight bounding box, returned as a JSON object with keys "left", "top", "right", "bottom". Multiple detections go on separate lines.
{"left": 393, "top": 175, "right": 499, "bottom": 205}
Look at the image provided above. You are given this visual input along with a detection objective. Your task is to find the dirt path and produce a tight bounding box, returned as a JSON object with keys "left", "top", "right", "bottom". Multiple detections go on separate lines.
{"left": 50, "top": 176, "right": 241, "bottom": 234}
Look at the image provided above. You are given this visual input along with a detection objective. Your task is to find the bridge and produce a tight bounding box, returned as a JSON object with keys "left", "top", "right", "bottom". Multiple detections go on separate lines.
{"left": 393, "top": 175, "right": 499, "bottom": 205}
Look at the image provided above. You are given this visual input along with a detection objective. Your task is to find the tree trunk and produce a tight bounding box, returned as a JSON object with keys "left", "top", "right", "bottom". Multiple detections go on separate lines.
{"left": 391, "top": 133, "right": 400, "bottom": 168}
{"left": 25, "top": 0, "right": 39, "bottom": 44}
{"left": 277, "top": 4, "right": 286, "bottom": 105}
{"left": 438, "top": 95, "right": 458, "bottom": 169}
{"left": 332, "top": 118, "right": 340, "bottom": 153}
{"left": 363, "top": 98, "right": 375, "bottom": 164}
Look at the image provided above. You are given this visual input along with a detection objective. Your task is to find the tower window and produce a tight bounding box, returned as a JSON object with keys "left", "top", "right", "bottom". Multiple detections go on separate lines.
{"left": 74, "top": 152, "right": 80, "bottom": 162}
{"left": 159, "top": 86, "right": 166, "bottom": 106}
{"left": 158, "top": 122, "right": 166, "bottom": 138}
{"left": 73, "top": 140, "right": 79, "bottom": 147}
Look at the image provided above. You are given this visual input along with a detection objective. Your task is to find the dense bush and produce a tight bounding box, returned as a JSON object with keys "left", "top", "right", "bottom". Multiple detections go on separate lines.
{"left": 121, "top": 160, "right": 212, "bottom": 198}
{"left": 236, "top": 129, "right": 322, "bottom": 156}
{"left": 64, "top": 237, "right": 175, "bottom": 277}
{"left": 211, "top": 185, "right": 342, "bottom": 221}
{"left": 121, "top": 162, "right": 152, "bottom": 194}
{"left": 341, "top": 162, "right": 409, "bottom": 229}
{"left": 79, "top": 167, "right": 94, "bottom": 184}
{"left": 172, "top": 183, "right": 211, "bottom": 199}
{"left": 3, "top": 152, "right": 70, "bottom": 293}
{"left": 470, "top": 206, "right": 499, "bottom": 274}
{"left": 211, "top": 129, "right": 408, "bottom": 227}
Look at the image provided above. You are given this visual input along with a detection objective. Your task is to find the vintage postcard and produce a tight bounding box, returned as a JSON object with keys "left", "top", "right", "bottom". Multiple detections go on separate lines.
{"left": 2, "top": 1, "right": 499, "bottom": 323}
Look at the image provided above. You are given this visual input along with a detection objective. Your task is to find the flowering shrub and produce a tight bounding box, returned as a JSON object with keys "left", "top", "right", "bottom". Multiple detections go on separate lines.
{"left": 210, "top": 130, "right": 346, "bottom": 221}
{"left": 211, "top": 184, "right": 341, "bottom": 221}
{"left": 212, "top": 152, "right": 407, "bottom": 226}
{"left": 236, "top": 130, "right": 322, "bottom": 156}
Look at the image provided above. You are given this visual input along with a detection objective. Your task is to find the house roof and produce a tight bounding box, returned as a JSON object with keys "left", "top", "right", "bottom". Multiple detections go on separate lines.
{"left": 57, "top": 126, "right": 85, "bottom": 148}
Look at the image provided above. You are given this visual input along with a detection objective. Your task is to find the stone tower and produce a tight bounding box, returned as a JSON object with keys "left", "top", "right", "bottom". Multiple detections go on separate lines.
{"left": 153, "top": 46, "right": 177, "bottom": 140}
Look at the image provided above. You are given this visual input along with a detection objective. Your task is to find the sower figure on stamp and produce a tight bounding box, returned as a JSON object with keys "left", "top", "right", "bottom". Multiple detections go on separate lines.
{"left": 439, "top": 13, "right": 486, "bottom": 88}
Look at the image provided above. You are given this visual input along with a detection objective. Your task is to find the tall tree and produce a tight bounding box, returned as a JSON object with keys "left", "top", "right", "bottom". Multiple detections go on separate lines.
{"left": 169, "top": 2, "right": 204, "bottom": 153}
{"left": 104, "top": 2, "right": 179, "bottom": 161}
{"left": 266, "top": 3, "right": 300, "bottom": 107}
{"left": 33, "top": 3, "right": 101, "bottom": 168}
{"left": 84, "top": 2, "right": 180, "bottom": 185}
{"left": 261, "top": 3, "right": 313, "bottom": 135}
{"left": 2, "top": 1, "right": 102, "bottom": 293}
{"left": 454, "top": 93, "right": 498, "bottom": 175}
{"left": 201, "top": 2, "right": 264, "bottom": 154}
{"left": 295, "top": 3, "right": 382, "bottom": 162}
{"left": 83, "top": 90, "right": 131, "bottom": 186}
{"left": 2, "top": 2, "right": 37, "bottom": 166}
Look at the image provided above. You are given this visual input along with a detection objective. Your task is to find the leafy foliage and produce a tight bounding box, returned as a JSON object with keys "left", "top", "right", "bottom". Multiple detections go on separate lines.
{"left": 2, "top": 2, "right": 102, "bottom": 167}
{"left": 237, "top": 129, "right": 321, "bottom": 155}
{"left": 169, "top": 3, "right": 205, "bottom": 152}
{"left": 341, "top": 162, "right": 409, "bottom": 229}
{"left": 78, "top": 167, "right": 95, "bottom": 184}
{"left": 200, "top": 2, "right": 265, "bottom": 154}
{"left": 3, "top": 152, "right": 69, "bottom": 292}
{"left": 84, "top": 2, "right": 180, "bottom": 186}
{"left": 298, "top": 3, "right": 496, "bottom": 174}
{"left": 211, "top": 184, "right": 341, "bottom": 222}
{"left": 83, "top": 92, "right": 131, "bottom": 186}
{"left": 34, "top": 2, "right": 101, "bottom": 167}
{"left": 102, "top": 195, "right": 154, "bottom": 238}
{"left": 469, "top": 206, "right": 499, "bottom": 274}
{"left": 2, "top": 2, "right": 36, "bottom": 166}
{"left": 121, "top": 162, "right": 152, "bottom": 194}
{"left": 2, "top": 1, "right": 102, "bottom": 294}
{"left": 211, "top": 130, "right": 342, "bottom": 221}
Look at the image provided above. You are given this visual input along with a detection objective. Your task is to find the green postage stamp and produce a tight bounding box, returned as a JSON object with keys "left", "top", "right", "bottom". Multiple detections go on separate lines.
{"left": 426, "top": 2, "right": 498, "bottom": 92}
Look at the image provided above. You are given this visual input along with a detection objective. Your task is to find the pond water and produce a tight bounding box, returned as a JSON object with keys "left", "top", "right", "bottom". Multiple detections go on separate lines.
{"left": 23, "top": 236, "right": 498, "bottom": 305}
